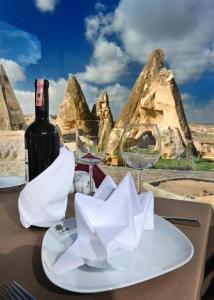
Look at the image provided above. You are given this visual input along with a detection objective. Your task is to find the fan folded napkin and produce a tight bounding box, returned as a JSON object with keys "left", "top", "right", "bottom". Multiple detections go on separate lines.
{"left": 18, "top": 146, "right": 75, "bottom": 228}
{"left": 52, "top": 172, "right": 154, "bottom": 275}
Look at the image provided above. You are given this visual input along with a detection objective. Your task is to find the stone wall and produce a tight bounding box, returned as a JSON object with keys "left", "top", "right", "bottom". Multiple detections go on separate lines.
{"left": 0, "top": 130, "right": 25, "bottom": 161}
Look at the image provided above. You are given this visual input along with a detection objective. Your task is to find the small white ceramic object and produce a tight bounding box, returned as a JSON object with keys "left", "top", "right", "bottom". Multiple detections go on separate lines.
{"left": 71, "top": 171, "right": 96, "bottom": 195}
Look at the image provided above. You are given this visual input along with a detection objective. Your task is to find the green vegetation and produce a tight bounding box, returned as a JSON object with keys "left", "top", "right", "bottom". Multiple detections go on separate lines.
{"left": 153, "top": 157, "right": 214, "bottom": 171}
{"left": 128, "top": 145, "right": 159, "bottom": 154}
{"left": 112, "top": 149, "right": 120, "bottom": 156}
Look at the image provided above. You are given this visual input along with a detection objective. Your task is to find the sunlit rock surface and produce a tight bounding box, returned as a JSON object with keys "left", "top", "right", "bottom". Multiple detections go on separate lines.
{"left": 0, "top": 130, "right": 24, "bottom": 161}
{"left": 110, "top": 49, "right": 194, "bottom": 158}
{"left": 56, "top": 75, "right": 91, "bottom": 133}
{"left": 0, "top": 65, "right": 26, "bottom": 130}
{"left": 91, "top": 91, "right": 114, "bottom": 148}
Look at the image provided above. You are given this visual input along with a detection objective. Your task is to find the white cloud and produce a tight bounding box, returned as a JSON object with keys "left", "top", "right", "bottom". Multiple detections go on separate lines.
{"left": 34, "top": 0, "right": 59, "bottom": 12}
{"left": 0, "top": 59, "right": 25, "bottom": 86}
{"left": 77, "top": 39, "right": 128, "bottom": 84}
{"left": 14, "top": 71, "right": 213, "bottom": 124}
{"left": 78, "top": 80, "right": 100, "bottom": 109}
{"left": 16, "top": 77, "right": 99, "bottom": 116}
{"left": 14, "top": 90, "right": 34, "bottom": 114}
{"left": 15, "top": 78, "right": 67, "bottom": 115}
{"left": 77, "top": 79, "right": 129, "bottom": 119}
{"left": 112, "top": 0, "right": 214, "bottom": 83}
{"left": 79, "top": 0, "right": 214, "bottom": 124}
{"left": 85, "top": 12, "right": 113, "bottom": 42}
{"left": 16, "top": 31, "right": 41, "bottom": 66}
{"left": 85, "top": 0, "right": 214, "bottom": 83}
{"left": 181, "top": 93, "right": 194, "bottom": 101}
{"left": 105, "top": 83, "right": 129, "bottom": 119}
{"left": 183, "top": 99, "right": 214, "bottom": 124}
{"left": 14, "top": 71, "right": 129, "bottom": 120}
{"left": 0, "top": 21, "right": 41, "bottom": 67}
{"left": 81, "top": 7, "right": 129, "bottom": 85}
{"left": 95, "top": 2, "right": 106, "bottom": 12}
{"left": 82, "top": 0, "right": 214, "bottom": 88}
{"left": 48, "top": 78, "right": 67, "bottom": 114}
{"left": 10, "top": 0, "right": 214, "bottom": 124}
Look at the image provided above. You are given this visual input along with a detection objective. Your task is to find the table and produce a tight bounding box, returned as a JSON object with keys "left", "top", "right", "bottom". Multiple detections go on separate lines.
{"left": 0, "top": 188, "right": 213, "bottom": 300}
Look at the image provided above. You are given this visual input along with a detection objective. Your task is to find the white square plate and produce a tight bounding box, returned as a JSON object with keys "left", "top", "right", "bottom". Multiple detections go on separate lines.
{"left": 41, "top": 215, "right": 194, "bottom": 293}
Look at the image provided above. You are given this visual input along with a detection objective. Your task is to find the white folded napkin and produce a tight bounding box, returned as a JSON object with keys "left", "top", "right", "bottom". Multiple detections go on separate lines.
{"left": 52, "top": 172, "right": 154, "bottom": 275}
{"left": 18, "top": 146, "right": 75, "bottom": 228}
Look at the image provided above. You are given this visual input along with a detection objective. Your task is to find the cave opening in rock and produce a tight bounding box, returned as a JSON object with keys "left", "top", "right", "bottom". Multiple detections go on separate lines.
{"left": 137, "top": 131, "right": 156, "bottom": 148}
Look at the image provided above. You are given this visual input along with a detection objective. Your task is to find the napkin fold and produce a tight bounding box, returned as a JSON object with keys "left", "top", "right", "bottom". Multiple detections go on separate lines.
{"left": 52, "top": 172, "right": 154, "bottom": 275}
{"left": 18, "top": 146, "right": 75, "bottom": 228}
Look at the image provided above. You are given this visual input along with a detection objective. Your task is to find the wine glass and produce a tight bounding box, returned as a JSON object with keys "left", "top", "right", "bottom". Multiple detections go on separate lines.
{"left": 75, "top": 119, "right": 108, "bottom": 195}
{"left": 120, "top": 123, "right": 161, "bottom": 194}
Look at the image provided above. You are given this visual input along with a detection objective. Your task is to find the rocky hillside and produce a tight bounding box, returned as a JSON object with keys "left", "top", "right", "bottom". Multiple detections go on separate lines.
{"left": 0, "top": 64, "right": 26, "bottom": 130}
{"left": 91, "top": 91, "right": 114, "bottom": 148}
{"left": 1, "top": 49, "right": 214, "bottom": 163}
{"left": 56, "top": 75, "right": 91, "bottom": 133}
{"left": 0, "top": 130, "right": 24, "bottom": 161}
{"left": 108, "top": 48, "right": 194, "bottom": 158}
{"left": 190, "top": 123, "right": 214, "bottom": 154}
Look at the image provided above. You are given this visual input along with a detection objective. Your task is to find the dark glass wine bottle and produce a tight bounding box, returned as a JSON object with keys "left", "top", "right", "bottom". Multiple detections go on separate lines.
{"left": 25, "top": 79, "right": 60, "bottom": 182}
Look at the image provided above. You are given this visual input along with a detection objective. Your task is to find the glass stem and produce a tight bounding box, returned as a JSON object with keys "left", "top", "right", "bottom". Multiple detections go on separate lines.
{"left": 89, "top": 164, "right": 93, "bottom": 196}
{"left": 137, "top": 169, "right": 141, "bottom": 194}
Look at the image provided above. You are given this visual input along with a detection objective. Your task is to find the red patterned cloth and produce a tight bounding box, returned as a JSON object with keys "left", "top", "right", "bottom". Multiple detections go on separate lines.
{"left": 75, "top": 153, "right": 106, "bottom": 188}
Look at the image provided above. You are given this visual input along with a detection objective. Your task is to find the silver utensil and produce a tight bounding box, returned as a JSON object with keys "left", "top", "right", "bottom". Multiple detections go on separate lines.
{"left": 0, "top": 281, "right": 36, "bottom": 300}
{"left": 100, "top": 189, "right": 201, "bottom": 228}
{"left": 162, "top": 216, "right": 201, "bottom": 227}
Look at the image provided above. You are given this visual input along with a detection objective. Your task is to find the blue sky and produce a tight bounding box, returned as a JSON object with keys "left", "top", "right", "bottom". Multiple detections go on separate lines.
{"left": 0, "top": 0, "right": 214, "bottom": 123}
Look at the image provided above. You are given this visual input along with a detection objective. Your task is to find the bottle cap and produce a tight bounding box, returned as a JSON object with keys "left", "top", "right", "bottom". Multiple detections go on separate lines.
{"left": 34, "top": 78, "right": 49, "bottom": 88}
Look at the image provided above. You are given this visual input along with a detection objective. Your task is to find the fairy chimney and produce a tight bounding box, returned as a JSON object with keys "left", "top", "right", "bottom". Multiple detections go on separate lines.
{"left": 56, "top": 75, "right": 91, "bottom": 133}
{"left": 0, "top": 64, "right": 26, "bottom": 130}
{"left": 91, "top": 91, "right": 114, "bottom": 147}
{"left": 110, "top": 49, "right": 195, "bottom": 158}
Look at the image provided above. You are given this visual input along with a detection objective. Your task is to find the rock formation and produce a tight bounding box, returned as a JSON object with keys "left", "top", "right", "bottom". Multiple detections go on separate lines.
{"left": 56, "top": 75, "right": 91, "bottom": 133}
{"left": 190, "top": 123, "right": 214, "bottom": 155}
{"left": 0, "top": 64, "right": 26, "bottom": 130}
{"left": 109, "top": 49, "right": 194, "bottom": 158}
{"left": 91, "top": 91, "right": 114, "bottom": 147}
{"left": 91, "top": 91, "right": 114, "bottom": 124}
{"left": 0, "top": 130, "right": 24, "bottom": 161}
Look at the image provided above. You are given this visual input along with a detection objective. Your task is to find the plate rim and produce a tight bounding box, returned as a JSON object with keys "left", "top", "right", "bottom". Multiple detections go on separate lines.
{"left": 41, "top": 215, "right": 194, "bottom": 293}
{"left": 0, "top": 176, "right": 26, "bottom": 191}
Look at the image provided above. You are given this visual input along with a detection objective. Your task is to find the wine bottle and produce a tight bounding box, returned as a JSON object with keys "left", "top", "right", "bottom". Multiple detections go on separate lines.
{"left": 25, "top": 79, "right": 60, "bottom": 182}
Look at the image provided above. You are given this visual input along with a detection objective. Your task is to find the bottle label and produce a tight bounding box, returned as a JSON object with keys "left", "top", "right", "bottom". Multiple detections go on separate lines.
{"left": 36, "top": 79, "right": 44, "bottom": 107}
{"left": 25, "top": 149, "right": 29, "bottom": 182}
